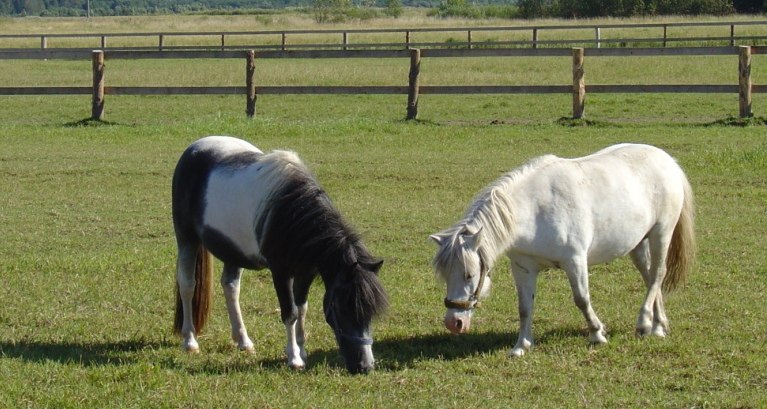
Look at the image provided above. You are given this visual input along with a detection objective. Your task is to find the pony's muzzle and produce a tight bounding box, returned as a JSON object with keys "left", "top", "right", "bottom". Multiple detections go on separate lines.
{"left": 444, "top": 312, "right": 472, "bottom": 334}
{"left": 345, "top": 344, "right": 375, "bottom": 374}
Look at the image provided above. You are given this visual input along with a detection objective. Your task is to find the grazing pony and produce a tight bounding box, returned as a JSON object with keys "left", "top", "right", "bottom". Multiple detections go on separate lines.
{"left": 172, "top": 136, "right": 388, "bottom": 373}
{"left": 431, "top": 143, "right": 695, "bottom": 357}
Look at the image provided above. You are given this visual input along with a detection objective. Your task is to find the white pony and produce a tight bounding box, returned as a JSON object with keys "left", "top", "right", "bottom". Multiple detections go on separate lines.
{"left": 431, "top": 143, "right": 695, "bottom": 357}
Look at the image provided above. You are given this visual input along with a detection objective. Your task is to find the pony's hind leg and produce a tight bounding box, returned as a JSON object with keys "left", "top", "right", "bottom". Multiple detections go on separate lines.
{"left": 630, "top": 240, "right": 669, "bottom": 337}
{"left": 635, "top": 232, "right": 673, "bottom": 338}
{"left": 221, "top": 264, "right": 255, "bottom": 352}
{"left": 563, "top": 257, "right": 607, "bottom": 346}
{"left": 176, "top": 244, "right": 200, "bottom": 353}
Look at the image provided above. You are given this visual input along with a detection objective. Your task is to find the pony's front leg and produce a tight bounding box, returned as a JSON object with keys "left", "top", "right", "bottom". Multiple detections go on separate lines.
{"left": 295, "top": 302, "right": 309, "bottom": 361}
{"left": 563, "top": 259, "right": 607, "bottom": 345}
{"left": 272, "top": 272, "right": 305, "bottom": 370}
{"left": 221, "top": 264, "right": 254, "bottom": 352}
{"left": 510, "top": 261, "right": 539, "bottom": 357}
{"left": 291, "top": 275, "right": 314, "bottom": 363}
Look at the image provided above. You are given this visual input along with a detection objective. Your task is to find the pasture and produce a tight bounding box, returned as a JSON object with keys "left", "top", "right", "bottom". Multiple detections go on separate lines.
{"left": 1, "top": 14, "right": 767, "bottom": 408}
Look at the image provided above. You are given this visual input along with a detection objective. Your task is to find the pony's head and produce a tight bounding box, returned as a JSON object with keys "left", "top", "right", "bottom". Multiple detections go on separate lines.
{"left": 430, "top": 224, "right": 492, "bottom": 335}
{"left": 324, "top": 258, "right": 388, "bottom": 374}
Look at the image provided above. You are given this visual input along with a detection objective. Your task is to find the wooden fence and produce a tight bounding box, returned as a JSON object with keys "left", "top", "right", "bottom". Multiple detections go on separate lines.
{"left": 0, "top": 46, "right": 763, "bottom": 121}
{"left": 1, "top": 21, "right": 767, "bottom": 51}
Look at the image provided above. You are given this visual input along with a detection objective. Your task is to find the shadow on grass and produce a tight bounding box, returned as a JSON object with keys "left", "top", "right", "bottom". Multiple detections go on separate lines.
{"left": 704, "top": 115, "right": 767, "bottom": 127}
{"left": 374, "top": 331, "right": 510, "bottom": 369}
{"left": 0, "top": 339, "right": 172, "bottom": 367}
{"left": 0, "top": 327, "right": 591, "bottom": 374}
{"left": 63, "top": 117, "right": 122, "bottom": 127}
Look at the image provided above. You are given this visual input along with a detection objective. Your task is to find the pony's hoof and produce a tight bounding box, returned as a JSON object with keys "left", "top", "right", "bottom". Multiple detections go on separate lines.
{"left": 635, "top": 326, "right": 652, "bottom": 338}
{"left": 288, "top": 361, "right": 306, "bottom": 371}
{"left": 651, "top": 325, "right": 667, "bottom": 338}
{"left": 589, "top": 329, "right": 608, "bottom": 345}
{"left": 510, "top": 347, "right": 526, "bottom": 357}
{"left": 239, "top": 345, "right": 255, "bottom": 354}
{"left": 184, "top": 346, "right": 200, "bottom": 354}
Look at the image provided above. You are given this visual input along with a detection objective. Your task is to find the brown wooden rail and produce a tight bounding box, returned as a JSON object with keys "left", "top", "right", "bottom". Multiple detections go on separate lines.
{"left": 0, "top": 46, "right": 761, "bottom": 120}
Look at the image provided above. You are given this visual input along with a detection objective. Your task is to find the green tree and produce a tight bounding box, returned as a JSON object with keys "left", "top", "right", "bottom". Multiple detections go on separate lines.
{"left": 384, "top": 0, "right": 403, "bottom": 17}
{"left": 313, "top": 0, "right": 351, "bottom": 23}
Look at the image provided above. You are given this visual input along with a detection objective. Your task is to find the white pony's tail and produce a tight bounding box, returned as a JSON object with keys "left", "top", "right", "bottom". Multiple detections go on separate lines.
{"left": 663, "top": 174, "right": 696, "bottom": 293}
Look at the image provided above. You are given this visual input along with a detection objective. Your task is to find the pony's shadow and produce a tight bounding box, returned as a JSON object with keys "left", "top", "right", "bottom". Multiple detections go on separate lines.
{"left": 291, "top": 330, "right": 512, "bottom": 372}
{"left": 0, "top": 328, "right": 588, "bottom": 374}
{"left": 0, "top": 339, "right": 171, "bottom": 367}
{"left": 373, "top": 330, "right": 511, "bottom": 370}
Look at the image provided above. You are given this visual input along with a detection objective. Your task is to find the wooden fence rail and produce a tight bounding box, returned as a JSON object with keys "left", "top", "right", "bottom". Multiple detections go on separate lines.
{"left": 0, "top": 46, "right": 762, "bottom": 120}
{"left": 2, "top": 20, "right": 767, "bottom": 52}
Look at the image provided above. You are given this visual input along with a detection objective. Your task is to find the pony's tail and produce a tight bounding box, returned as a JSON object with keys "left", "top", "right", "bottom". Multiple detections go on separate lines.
{"left": 663, "top": 175, "right": 696, "bottom": 293}
{"left": 173, "top": 245, "right": 214, "bottom": 335}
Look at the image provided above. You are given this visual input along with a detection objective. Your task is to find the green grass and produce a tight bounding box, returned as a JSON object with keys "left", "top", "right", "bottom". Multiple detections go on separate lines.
{"left": 1, "top": 96, "right": 766, "bottom": 407}
{"left": 1, "top": 14, "right": 767, "bottom": 408}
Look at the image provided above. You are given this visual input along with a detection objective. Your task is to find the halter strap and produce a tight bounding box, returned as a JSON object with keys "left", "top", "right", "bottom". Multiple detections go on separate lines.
{"left": 325, "top": 289, "right": 374, "bottom": 346}
{"left": 443, "top": 254, "right": 488, "bottom": 311}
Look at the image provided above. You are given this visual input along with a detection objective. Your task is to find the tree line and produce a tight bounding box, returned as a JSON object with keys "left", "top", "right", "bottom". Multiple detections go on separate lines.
{"left": 1, "top": 0, "right": 764, "bottom": 18}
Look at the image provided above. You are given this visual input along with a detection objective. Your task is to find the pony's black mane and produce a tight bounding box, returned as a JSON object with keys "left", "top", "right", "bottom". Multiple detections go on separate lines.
{"left": 258, "top": 167, "right": 388, "bottom": 322}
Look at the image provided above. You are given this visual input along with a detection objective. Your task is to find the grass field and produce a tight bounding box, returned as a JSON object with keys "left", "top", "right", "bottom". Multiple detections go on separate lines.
{"left": 1, "top": 13, "right": 767, "bottom": 409}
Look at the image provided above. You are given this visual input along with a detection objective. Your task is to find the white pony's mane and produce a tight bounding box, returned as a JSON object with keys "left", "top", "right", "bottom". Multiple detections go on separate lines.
{"left": 250, "top": 150, "right": 311, "bottom": 192}
{"left": 262, "top": 150, "right": 307, "bottom": 173}
{"left": 433, "top": 154, "right": 560, "bottom": 280}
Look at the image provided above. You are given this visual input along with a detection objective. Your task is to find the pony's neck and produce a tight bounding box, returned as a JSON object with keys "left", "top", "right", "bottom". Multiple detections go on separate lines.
{"left": 463, "top": 177, "right": 523, "bottom": 268}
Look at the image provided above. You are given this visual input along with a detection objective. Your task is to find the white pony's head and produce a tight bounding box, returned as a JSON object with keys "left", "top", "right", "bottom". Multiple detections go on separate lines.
{"left": 430, "top": 224, "right": 492, "bottom": 334}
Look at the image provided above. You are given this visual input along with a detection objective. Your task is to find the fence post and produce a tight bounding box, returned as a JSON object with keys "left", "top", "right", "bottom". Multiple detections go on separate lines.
{"left": 730, "top": 25, "right": 735, "bottom": 47}
{"left": 738, "top": 45, "right": 752, "bottom": 118}
{"left": 281, "top": 32, "right": 287, "bottom": 51}
{"left": 595, "top": 27, "right": 601, "bottom": 48}
{"left": 532, "top": 28, "right": 538, "bottom": 49}
{"left": 246, "top": 50, "right": 256, "bottom": 118}
{"left": 467, "top": 30, "right": 472, "bottom": 49}
{"left": 572, "top": 48, "right": 585, "bottom": 119}
{"left": 221, "top": 34, "right": 226, "bottom": 51}
{"left": 100, "top": 35, "right": 107, "bottom": 49}
{"left": 41, "top": 35, "right": 47, "bottom": 49}
{"left": 406, "top": 31, "right": 411, "bottom": 49}
{"left": 662, "top": 25, "right": 667, "bottom": 48}
{"left": 406, "top": 48, "right": 421, "bottom": 120}
{"left": 159, "top": 34, "right": 164, "bottom": 51}
{"left": 343, "top": 32, "right": 348, "bottom": 51}
{"left": 91, "top": 50, "right": 105, "bottom": 121}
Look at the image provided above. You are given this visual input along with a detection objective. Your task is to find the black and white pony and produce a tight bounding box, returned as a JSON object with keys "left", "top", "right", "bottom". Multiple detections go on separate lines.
{"left": 172, "top": 136, "right": 388, "bottom": 374}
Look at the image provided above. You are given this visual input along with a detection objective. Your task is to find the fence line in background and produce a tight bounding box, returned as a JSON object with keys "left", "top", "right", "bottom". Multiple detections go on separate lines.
{"left": 0, "top": 46, "right": 761, "bottom": 121}
{"left": 1, "top": 21, "right": 767, "bottom": 52}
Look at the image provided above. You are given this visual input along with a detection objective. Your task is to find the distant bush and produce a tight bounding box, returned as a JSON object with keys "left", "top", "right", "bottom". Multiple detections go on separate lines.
{"left": 434, "top": 0, "right": 482, "bottom": 18}
{"left": 430, "top": 0, "right": 516, "bottom": 19}
{"left": 481, "top": 4, "right": 517, "bottom": 18}
{"left": 517, "top": 0, "right": 734, "bottom": 18}
{"left": 383, "top": 0, "right": 404, "bottom": 17}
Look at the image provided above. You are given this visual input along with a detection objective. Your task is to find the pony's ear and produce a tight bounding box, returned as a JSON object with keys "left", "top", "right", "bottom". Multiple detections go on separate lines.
{"left": 429, "top": 233, "right": 446, "bottom": 246}
{"left": 462, "top": 225, "right": 483, "bottom": 250}
{"left": 362, "top": 259, "right": 384, "bottom": 274}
